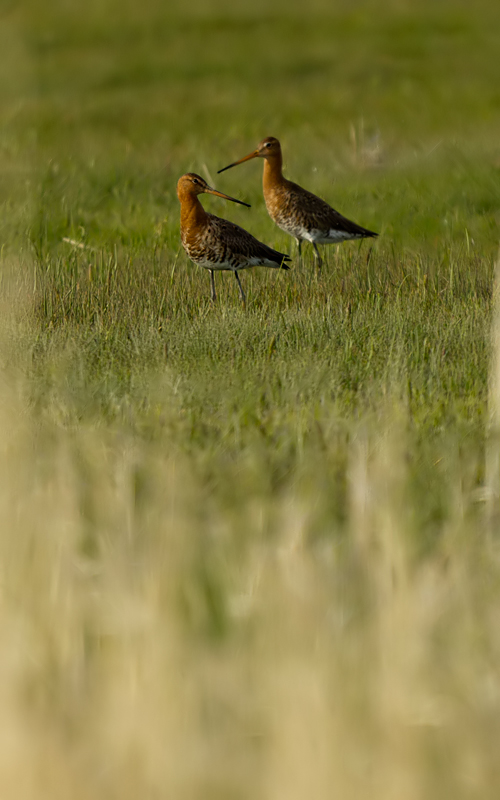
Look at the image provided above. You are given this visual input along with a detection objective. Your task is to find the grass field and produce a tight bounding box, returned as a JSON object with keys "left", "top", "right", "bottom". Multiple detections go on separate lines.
{"left": 2, "top": 0, "right": 500, "bottom": 796}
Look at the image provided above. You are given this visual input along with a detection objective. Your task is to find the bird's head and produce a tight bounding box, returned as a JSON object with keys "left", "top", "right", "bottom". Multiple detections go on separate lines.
{"left": 177, "top": 173, "right": 250, "bottom": 207}
{"left": 218, "top": 137, "right": 282, "bottom": 174}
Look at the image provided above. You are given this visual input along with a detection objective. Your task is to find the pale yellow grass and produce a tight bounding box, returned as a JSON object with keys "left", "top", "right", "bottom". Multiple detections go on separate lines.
{"left": 1, "top": 271, "right": 500, "bottom": 799}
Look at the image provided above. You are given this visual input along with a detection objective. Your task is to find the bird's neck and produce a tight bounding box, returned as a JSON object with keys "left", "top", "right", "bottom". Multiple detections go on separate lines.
{"left": 180, "top": 192, "right": 207, "bottom": 232}
{"left": 263, "top": 153, "right": 285, "bottom": 195}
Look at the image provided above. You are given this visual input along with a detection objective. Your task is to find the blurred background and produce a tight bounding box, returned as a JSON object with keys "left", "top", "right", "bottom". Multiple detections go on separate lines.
{"left": 6, "top": 0, "right": 498, "bottom": 251}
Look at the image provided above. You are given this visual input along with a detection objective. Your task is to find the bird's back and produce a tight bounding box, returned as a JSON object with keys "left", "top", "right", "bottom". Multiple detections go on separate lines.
{"left": 265, "top": 178, "right": 377, "bottom": 242}
{"left": 184, "top": 213, "right": 290, "bottom": 271}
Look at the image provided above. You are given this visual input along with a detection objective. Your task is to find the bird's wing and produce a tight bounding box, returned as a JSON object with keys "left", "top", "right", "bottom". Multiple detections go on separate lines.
{"left": 208, "top": 215, "right": 291, "bottom": 267}
{"left": 280, "top": 180, "right": 377, "bottom": 237}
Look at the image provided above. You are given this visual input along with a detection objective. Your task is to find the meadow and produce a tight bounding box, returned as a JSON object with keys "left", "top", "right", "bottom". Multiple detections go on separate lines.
{"left": 1, "top": 0, "right": 500, "bottom": 796}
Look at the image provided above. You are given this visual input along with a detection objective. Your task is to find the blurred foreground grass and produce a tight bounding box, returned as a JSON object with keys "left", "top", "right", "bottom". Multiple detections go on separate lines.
{"left": 1, "top": 0, "right": 500, "bottom": 796}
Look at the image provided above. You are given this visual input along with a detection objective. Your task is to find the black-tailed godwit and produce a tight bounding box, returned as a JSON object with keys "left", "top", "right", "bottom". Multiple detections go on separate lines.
{"left": 218, "top": 137, "right": 378, "bottom": 269}
{"left": 177, "top": 173, "right": 290, "bottom": 303}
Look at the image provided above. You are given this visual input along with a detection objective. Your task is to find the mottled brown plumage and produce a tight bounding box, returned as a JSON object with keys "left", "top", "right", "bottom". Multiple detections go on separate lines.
{"left": 218, "top": 136, "right": 378, "bottom": 268}
{"left": 177, "top": 173, "right": 290, "bottom": 303}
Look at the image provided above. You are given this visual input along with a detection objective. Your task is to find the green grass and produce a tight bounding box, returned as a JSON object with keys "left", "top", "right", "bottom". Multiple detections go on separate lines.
{"left": 2, "top": 0, "right": 500, "bottom": 796}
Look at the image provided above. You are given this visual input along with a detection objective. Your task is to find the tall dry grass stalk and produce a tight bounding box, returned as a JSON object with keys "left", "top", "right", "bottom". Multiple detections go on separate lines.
{"left": 486, "top": 249, "right": 500, "bottom": 526}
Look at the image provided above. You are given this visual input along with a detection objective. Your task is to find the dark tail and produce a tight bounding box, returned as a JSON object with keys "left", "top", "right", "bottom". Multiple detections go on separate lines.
{"left": 344, "top": 218, "right": 378, "bottom": 239}
{"left": 270, "top": 249, "right": 292, "bottom": 269}
{"left": 356, "top": 225, "right": 378, "bottom": 238}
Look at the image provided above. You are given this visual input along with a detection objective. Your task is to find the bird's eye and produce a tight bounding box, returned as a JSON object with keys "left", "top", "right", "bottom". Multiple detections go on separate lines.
{"left": 265, "top": 142, "right": 272, "bottom": 148}
{"left": 192, "top": 178, "right": 199, "bottom": 184}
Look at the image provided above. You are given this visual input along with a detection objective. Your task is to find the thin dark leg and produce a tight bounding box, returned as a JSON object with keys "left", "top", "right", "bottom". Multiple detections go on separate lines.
{"left": 312, "top": 242, "right": 323, "bottom": 271}
{"left": 210, "top": 269, "right": 216, "bottom": 302}
{"left": 234, "top": 270, "right": 246, "bottom": 305}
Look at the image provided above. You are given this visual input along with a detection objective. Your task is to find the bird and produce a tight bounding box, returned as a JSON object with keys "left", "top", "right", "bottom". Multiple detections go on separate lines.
{"left": 218, "top": 136, "right": 378, "bottom": 269}
{"left": 177, "top": 173, "right": 291, "bottom": 304}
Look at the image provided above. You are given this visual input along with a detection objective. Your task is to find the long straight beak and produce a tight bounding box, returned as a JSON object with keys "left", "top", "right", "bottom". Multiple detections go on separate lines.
{"left": 205, "top": 186, "right": 251, "bottom": 207}
{"left": 217, "top": 151, "right": 259, "bottom": 174}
